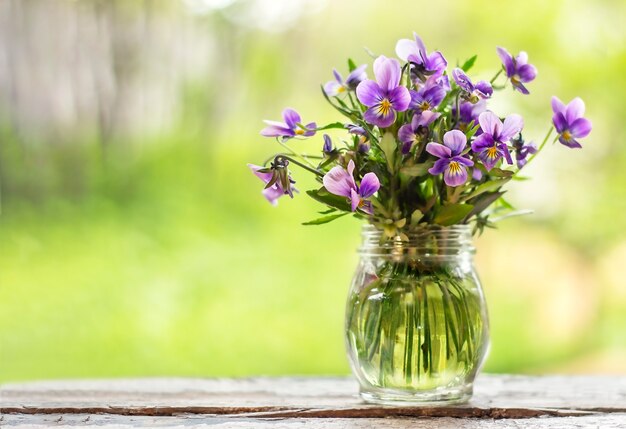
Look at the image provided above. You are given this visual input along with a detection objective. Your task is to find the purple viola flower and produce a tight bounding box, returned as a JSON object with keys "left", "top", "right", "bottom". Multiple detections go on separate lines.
{"left": 248, "top": 163, "right": 297, "bottom": 206}
{"left": 398, "top": 111, "right": 441, "bottom": 154}
{"left": 322, "top": 134, "right": 334, "bottom": 154}
{"left": 471, "top": 111, "right": 523, "bottom": 171}
{"left": 409, "top": 78, "right": 446, "bottom": 112}
{"left": 260, "top": 108, "right": 316, "bottom": 140}
{"left": 323, "top": 160, "right": 380, "bottom": 214}
{"left": 395, "top": 32, "right": 447, "bottom": 80}
{"left": 426, "top": 130, "right": 474, "bottom": 187}
{"left": 324, "top": 64, "right": 367, "bottom": 96}
{"left": 356, "top": 56, "right": 411, "bottom": 128}
{"left": 551, "top": 96, "right": 592, "bottom": 149}
{"left": 452, "top": 68, "right": 493, "bottom": 100}
{"left": 496, "top": 47, "right": 537, "bottom": 95}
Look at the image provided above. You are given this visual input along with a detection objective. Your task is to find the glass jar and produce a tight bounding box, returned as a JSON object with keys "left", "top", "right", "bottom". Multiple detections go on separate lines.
{"left": 345, "top": 224, "right": 490, "bottom": 405}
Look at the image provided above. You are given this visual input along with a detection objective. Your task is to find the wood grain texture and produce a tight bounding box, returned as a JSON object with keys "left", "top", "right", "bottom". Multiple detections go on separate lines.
{"left": 1, "top": 375, "right": 626, "bottom": 427}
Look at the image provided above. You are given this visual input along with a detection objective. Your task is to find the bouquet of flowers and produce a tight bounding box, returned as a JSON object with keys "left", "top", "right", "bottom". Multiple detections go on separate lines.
{"left": 248, "top": 33, "right": 592, "bottom": 237}
{"left": 248, "top": 33, "right": 593, "bottom": 403}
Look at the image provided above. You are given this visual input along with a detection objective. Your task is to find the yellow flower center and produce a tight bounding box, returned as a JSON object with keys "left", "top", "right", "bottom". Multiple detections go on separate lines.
{"left": 295, "top": 128, "right": 305, "bottom": 135}
{"left": 419, "top": 101, "right": 431, "bottom": 111}
{"left": 562, "top": 130, "right": 572, "bottom": 141}
{"left": 486, "top": 146, "right": 499, "bottom": 160}
{"left": 448, "top": 161, "right": 462, "bottom": 175}
{"left": 337, "top": 86, "right": 346, "bottom": 93}
{"left": 511, "top": 75, "right": 521, "bottom": 85}
{"left": 377, "top": 98, "right": 393, "bottom": 116}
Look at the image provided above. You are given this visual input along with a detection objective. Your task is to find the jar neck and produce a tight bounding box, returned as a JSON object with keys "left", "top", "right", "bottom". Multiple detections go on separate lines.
{"left": 359, "top": 224, "right": 475, "bottom": 260}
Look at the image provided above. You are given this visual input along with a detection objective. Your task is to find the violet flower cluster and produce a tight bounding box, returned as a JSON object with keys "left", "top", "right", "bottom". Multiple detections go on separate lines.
{"left": 249, "top": 33, "right": 592, "bottom": 236}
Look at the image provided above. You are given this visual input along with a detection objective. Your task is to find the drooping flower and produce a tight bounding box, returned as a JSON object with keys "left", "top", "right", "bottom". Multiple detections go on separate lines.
{"left": 324, "top": 65, "right": 367, "bottom": 96}
{"left": 398, "top": 111, "right": 441, "bottom": 154}
{"left": 260, "top": 108, "right": 316, "bottom": 140}
{"left": 454, "top": 100, "right": 487, "bottom": 135}
{"left": 471, "top": 111, "right": 523, "bottom": 170}
{"left": 356, "top": 56, "right": 411, "bottom": 128}
{"left": 248, "top": 161, "right": 297, "bottom": 205}
{"left": 452, "top": 68, "right": 493, "bottom": 101}
{"left": 551, "top": 96, "right": 592, "bottom": 149}
{"left": 426, "top": 130, "right": 474, "bottom": 187}
{"left": 322, "top": 134, "right": 334, "bottom": 154}
{"left": 511, "top": 136, "right": 537, "bottom": 168}
{"left": 323, "top": 160, "right": 380, "bottom": 214}
{"left": 395, "top": 32, "right": 447, "bottom": 81}
{"left": 409, "top": 77, "right": 447, "bottom": 112}
{"left": 496, "top": 47, "right": 537, "bottom": 95}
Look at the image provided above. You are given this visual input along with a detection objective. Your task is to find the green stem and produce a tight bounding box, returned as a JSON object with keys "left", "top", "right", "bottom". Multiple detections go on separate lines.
{"left": 275, "top": 155, "right": 324, "bottom": 177}
{"left": 490, "top": 68, "right": 503, "bottom": 84}
{"left": 513, "top": 126, "right": 554, "bottom": 176}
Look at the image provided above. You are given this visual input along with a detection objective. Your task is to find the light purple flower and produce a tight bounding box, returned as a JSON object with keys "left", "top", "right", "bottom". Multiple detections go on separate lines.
{"left": 323, "top": 160, "right": 380, "bottom": 214}
{"left": 356, "top": 56, "right": 411, "bottom": 128}
{"left": 452, "top": 68, "right": 493, "bottom": 100}
{"left": 260, "top": 108, "right": 316, "bottom": 140}
{"left": 322, "top": 134, "right": 334, "bottom": 154}
{"left": 395, "top": 32, "right": 447, "bottom": 80}
{"left": 398, "top": 111, "right": 441, "bottom": 154}
{"left": 324, "top": 65, "right": 367, "bottom": 96}
{"left": 426, "top": 130, "right": 474, "bottom": 187}
{"left": 496, "top": 47, "right": 537, "bottom": 95}
{"left": 409, "top": 77, "right": 447, "bottom": 112}
{"left": 551, "top": 96, "right": 592, "bottom": 149}
{"left": 471, "top": 111, "right": 523, "bottom": 170}
{"left": 248, "top": 163, "right": 297, "bottom": 205}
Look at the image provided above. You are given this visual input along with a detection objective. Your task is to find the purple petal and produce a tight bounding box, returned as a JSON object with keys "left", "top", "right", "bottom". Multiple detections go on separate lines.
{"left": 454, "top": 155, "right": 474, "bottom": 167}
{"left": 452, "top": 68, "right": 473, "bottom": 92}
{"left": 395, "top": 38, "right": 420, "bottom": 62}
{"left": 359, "top": 172, "right": 380, "bottom": 198}
{"left": 517, "top": 64, "right": 537, "bottom": 83}
{"left": 559, "top": 136, "right": 582, "bottom": 149}
{"left": 472, "top": 168, "right": 483, "bottom": 181}
{"left": 388, "top": 86, "right": 411, "bottom": 112}
{"left": 512, "top": 81, "right": 530, "bottom": 95}
{"left": 474, "top": 80, "right": 493, "bottom": 98}
{"left": 515, "top": 51, "right": 529, "bottom": 66}
{"left": 414, "top": 33, "right": 428, "bottom": 58}
{"left": 496, "top": 47, "right": 515, "bottom": 77}
{"left": 346, "top": 64, "right": 368, "bottom": 87}
{"left": 332, "top": 69, "right": 343, "bottom": 83}
{"left": 282, "top": 108, "right": 301, "bottom": 129}
{"left": 347, "top": 159, "right": 356, "bottom": 177}
{"left": 262, "top": 186, "right": 285, "bottom": 206}
{"left": 480, "top": 148, "right": 501, "bottom": 171}
{"left": 422, "top": 84, "right": 446, "bottom": 107}
{"left": 471, "top": 133, "right": 494, "bottom": 152}
{"left": 356, "top": 80, "right": 383, "bottom": 107}
{"left": 443, "top": 162, "right": 468, "bottom": 187}
{"left": 478, "top": 111, "right": 503, "bottom": 137}
{"left": 364, "top": 105, "right": 396, "bottom": 128}
{"left": 324, "top": 80, "right": 342, "bottom": 96}
{"left": 260, "top": 122, "right": 293, "bottom": 137}
{"left": 565, "top": 97, "right": 585, "bottom": 124}
{"left": 416, "top": 110, "right": 441, "bottom": 127}
{"left": 551, "top": 96, "right": 566, "bottom": 116}
{"left": 552, "top": 113, "right": 568, "bottom": 134}
{"left": 303, "top": 122, "right": 317, "bottom": 137}
{"left": 500, "top": 114, "right": 524, "bottom": 142}
{"left": 373, "top": 55, "right": 401, "bottom": 92}
{"left": 248, "top": 163, "right": 273, "bottom": 183}
{"left": 398, "top": 123, "right": 416, "bottom": 144}
{"left": 426, "top": 142, "right": 452, "bottom": 159}
{"left": 350, "top": 188, "right": 360, "bottom": 212}
{"left": 323, "top": 165, "right": 355, "bottom": 198}
{"left": 500, "top": 143, "right": 513, "bottom": 164}
{"left": 426, "top": 51, "right": 447, "bottom": 74}
{"left": 429, "top": 158, "right": 449, "bottom": 175}
{"left": 569, "top": 117, "right": 592, "bottom": 138}
{"left": 443, "top": 130, "right": 467, "bottom": 155}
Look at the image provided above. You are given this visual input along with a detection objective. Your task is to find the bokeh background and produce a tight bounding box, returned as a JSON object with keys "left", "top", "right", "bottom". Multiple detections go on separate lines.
{"left": 1, "top": 0, "right": 625, "bottom": 382}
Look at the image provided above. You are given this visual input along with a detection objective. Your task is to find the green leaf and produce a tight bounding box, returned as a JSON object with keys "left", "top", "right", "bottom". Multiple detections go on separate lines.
{"left": 433, "top": 203, "right": 474, "bottom": 226}
{"left": 316, "top": 122, "right": 346, "bottom": 131}
{"left": 348, "top": 58, "right": 357, "bottom": 72}
{"left": 302, "top": 212, "right": 348, "bottom": 225}
{"left": 489, "top": 168, "right": 514, "bottom": 178}
{"left": 318, "top": 208, "right": 337, "bottom": 215}
{"left": 465, "top": 191, "right": 504, "bottom": 220}
{"left": 379, "top": 132, "right": 397, "bottom": 173}
{"left": 461, "top": 55, "right": 477, "bottom": 72}
{"left": 464, "top": 123, "right": 481, "bottom": 141}
{"left": 410, "top": 209, "right": 424, "bottom": 225}
{"left": 461, "top": 178, "right": 510, "bottom": 202}
{"left": 400, "top": 161, "right": 434, "bottom": 177}
{"left": 306, "top": 188, "right": 351, "bottom": 211}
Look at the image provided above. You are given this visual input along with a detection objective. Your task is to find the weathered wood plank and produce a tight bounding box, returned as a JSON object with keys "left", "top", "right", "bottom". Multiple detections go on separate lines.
{"left": 2, "top": 414, "right": 626, "bottom": 428}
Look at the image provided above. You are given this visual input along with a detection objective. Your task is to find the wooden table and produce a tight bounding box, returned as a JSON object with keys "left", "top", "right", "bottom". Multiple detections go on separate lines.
{"left": 1, "top": 375, "right": 625, "bottom": 427}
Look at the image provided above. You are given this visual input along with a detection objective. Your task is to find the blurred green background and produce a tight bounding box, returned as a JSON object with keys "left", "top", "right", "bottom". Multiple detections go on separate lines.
{"left": 1, "top": 0, "right": 625, "bottom": 382}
